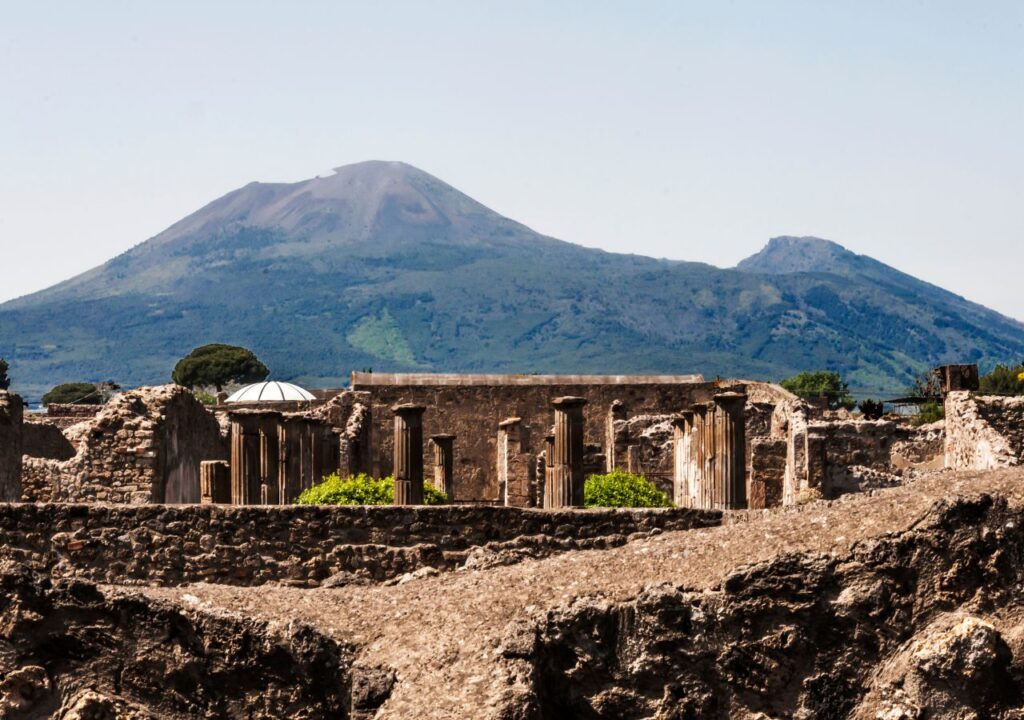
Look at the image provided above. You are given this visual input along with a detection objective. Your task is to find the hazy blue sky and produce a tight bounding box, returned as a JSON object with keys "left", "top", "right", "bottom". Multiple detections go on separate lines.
{"left": 2, "top": 1, "right": 1022, "bottom": 319}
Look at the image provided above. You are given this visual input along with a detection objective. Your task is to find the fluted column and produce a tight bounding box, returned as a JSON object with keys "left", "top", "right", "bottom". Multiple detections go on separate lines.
{"left": 672, "top": 411, "right": 694, "bottom": 508}
{"left": 393, "top": 404, "right": 426, "bottom": 505}
{"left": 429, "top": 434, "right": 455, "bottom": 499}
{"left": 545, "top": 396, "right": 587, "bottom": 508}
{"left": 712, "top": 392, "right": 747, "bottom": 509}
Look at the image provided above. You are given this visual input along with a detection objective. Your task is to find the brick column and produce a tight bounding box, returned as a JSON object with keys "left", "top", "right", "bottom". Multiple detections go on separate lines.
{"left": 429, "top": 434, "right": 455, "bottom": 499}
{"left": 545, "top": 396, "right": 587, "bottom": 508}
{"left": 393, "top": 404, "right": 426, "bottom": 505}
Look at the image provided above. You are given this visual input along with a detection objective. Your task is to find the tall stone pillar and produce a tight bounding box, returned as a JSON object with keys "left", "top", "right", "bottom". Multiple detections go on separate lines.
{"left": 672, "top": 411, "right": 694, "bottom": 508}
{"left": 429, "top": 434, "right": 455, "bottom": 499}
{"left": 711, "top": 392, "right": 747, "bottom": 509}
{"left": 545, "top": 397, "right": 587, "bottom": 508}
{"left": 259, "top": 421, "right": 280, "bottom": 505}
{"left": 393, "top": 404, "right": 426, "bottom": 505}
{"left": 229, "top": 419, "right": 260, "bottom": 505}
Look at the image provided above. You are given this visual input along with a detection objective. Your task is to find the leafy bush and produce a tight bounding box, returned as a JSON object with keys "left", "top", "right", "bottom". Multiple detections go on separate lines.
{"left": 171, "top": 344, "right": 269, "bottom": 391}
{"left": 295, "top": 473, "right": 448, "bottom": 505}
{"left": 979, "top": 363, "right": 1024, "bottom": 396}
{"left": 911, "top": 400, "right": 944, "bottom": 426}
{"left": 42, "top": 382, "right": 102, "bottom": 406}
{"left": 0, "top": 358, "right": 9, "bottom": 391}
{"left": 780, "top": 371, "right": 855, "bottom": 410}
{"left": 193, "top": 390, "right": 217, "bottom": 405}
{"left": 858, "top": 399, "right": 884, "bottom": 420}
{"left": 584, "top": 470, "right": 673, "bottom": 508}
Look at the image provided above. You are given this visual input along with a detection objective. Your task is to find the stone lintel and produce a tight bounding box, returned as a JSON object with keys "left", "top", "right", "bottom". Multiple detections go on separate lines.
{"left": 392, "top": 403, "right": 427, "bottom": 415}
{"left": 552, "top": 396, "right": 588, "bottom": 408}
{"left": 498, "top": 417, "right": 522, "bottom": 428}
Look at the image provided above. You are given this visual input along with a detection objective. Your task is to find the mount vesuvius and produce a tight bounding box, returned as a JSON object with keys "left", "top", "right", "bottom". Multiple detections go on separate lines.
{"left": 2, "top": 161, "right": 1022, "bottom": 401}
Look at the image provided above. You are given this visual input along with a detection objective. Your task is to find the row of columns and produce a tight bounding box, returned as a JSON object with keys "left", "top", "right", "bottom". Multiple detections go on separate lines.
{"left": 392, "top": 396, "right": 590, "bottom": 508}
{"left": 672, "top": 392, "right": 747, "bottom": 510}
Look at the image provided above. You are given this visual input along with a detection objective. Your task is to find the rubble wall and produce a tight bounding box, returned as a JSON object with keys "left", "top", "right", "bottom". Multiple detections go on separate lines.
{"left": 748, "top": 437, "right": 786, "bottom": 509}
{"left": 0, "top": 392, "right": 23, "bottom": 502}
{"left": 0, "top": 503, "right": 721, "bottom": 586}
{"left": 774, "top": 400, "right": 943, "bottom": 504}
{"left": 945, "top": 391, "right": 1024, "bottom": 470}
{"left": 21, "top": 386, "right": 226, "bottom": 504}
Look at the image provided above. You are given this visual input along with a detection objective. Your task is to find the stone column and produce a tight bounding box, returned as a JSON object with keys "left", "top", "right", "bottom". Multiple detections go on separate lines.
{"left": 259, "top": 421, "right": 280, "bottom": 505}
{"left": 545, "top": 397, "right": 587, "bottom": 508}
{"left": 200, "top": 460, "right": 231, "bottom": 504}
{"left": 672, "top": 411, "right": 693, "bottom": 508}
{"left": 429, "top": 434, "right": 455, "bottom": 499}
{"left": 229, "top": 419, "right": 260, "bottom": 505}
{"left": 606, "top": 400, "right": 627, "bottom": 472}
{"left": 539, "top": 433, "right": 555, "bottom": 507}
{"left": 711, "top": 392, "right": 747, "bottom": 509}
{"left": 393, "top": 404, "right": 426, "bottom": 505}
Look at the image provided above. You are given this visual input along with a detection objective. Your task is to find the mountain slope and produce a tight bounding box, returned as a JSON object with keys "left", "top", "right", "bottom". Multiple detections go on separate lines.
{"left": 2, "top": 162, "right": 1022, "bottom": 401}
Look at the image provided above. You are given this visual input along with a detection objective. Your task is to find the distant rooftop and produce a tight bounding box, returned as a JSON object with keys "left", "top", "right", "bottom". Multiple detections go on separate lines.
{"left": 350, "top": 373, "right": 705, "bottom": 387}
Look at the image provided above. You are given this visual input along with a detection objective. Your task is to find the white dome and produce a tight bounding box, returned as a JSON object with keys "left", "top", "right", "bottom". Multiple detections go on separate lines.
{"left": 225, "top": 381, "right": 316, "bottom": 403}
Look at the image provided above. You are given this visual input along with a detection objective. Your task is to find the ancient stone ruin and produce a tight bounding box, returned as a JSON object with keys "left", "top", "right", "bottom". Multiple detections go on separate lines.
{"left": 1, "top": 364, "right": 1024, "bottom": 717}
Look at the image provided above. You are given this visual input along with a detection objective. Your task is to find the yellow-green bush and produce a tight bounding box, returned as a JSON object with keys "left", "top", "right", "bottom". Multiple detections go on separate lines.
{"left": 584, "top": 470, "right": 673, "bottom": 508}
{"left": 295, "top": 473, "right": 447, "bottom": 505}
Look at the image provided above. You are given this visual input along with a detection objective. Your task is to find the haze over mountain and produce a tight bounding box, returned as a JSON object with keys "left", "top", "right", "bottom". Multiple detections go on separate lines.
{"left": 2, "top": 161, "right": 1022, "bottom": 402}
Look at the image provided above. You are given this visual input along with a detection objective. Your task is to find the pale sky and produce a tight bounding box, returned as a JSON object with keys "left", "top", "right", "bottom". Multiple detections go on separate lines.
{"left": 1, "top": 1, "right": 1022, "bottom": 319}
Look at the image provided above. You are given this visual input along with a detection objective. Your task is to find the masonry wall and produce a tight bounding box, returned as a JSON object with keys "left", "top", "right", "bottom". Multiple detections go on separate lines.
{"left": 21, "top": 386, "right": 226, "bottom": 504}
{"left": 0, "top": 503, "right": 722, "bottom": 586}
{"left": 350, "top": 374, "right": 785, "bottom": 505}
{"left": 945, "top": 391, "right": 1024, "bottom": 470}
{"left": 0, "top": 392, "right": 23, "bottom": 502}
{"left": 22, "top": 415, "right": 75, "bottom": 460}
{"left": 748, "top": 438, "right": 786, "bottom": 509}
{"left": 773, "top": 399, "right": 945, "bottom": 504}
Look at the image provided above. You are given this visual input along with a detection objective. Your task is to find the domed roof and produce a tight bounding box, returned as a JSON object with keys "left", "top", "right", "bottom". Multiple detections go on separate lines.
{"left": 224, "top": 381, "right": 316, "bottom": 403}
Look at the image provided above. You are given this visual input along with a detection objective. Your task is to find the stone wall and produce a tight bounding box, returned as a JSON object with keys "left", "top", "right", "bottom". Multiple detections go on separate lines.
{"left": 773, "top": 399, "right": 945, "bottom": 504}
{"left": 748, "top": 437, "right": 786, "bottom": 509}
{"left": 945, "top": 391, "right": 1024, "bottom": 470}
{"left": 44, "top": 403, "right": 104, "bottom": 428}
{"left": 21, "top": 386, "right": 226, "bottom": 504}
{"left": 0, "top": 392, "right": 23, "bottom": 502}
{"left": 22, "top": 415, "right": 75, "bottom": 460}
{"left": 0, "top": 502, "right": 721, "bottom": 586}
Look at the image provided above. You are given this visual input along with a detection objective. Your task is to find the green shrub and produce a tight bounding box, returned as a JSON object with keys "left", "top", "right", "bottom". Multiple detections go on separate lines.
{"left": 911, "top": 400, "right": 944, "bottom": 426}
{"left": 584, "top": 470, "right": 673, "bottom": 508}
{"left": 0, "top": 358, "right": 9, "bottom": 391}
{"left": 42, "top": 382, "right": 102, "bottom": 406}
{"left": 295, "top": 473, "right": 448, "bottom": 505}
{"left": 979, "top": 363, "right": 1024, "bottom": 396}
{"left": 780, "top": 371, "right": 855, "bottom": 410}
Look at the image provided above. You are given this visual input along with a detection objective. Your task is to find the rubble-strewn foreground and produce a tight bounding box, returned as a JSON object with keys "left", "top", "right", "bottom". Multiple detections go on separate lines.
{"left": 0, "top": 468, "right": 1020, "bottom": 718}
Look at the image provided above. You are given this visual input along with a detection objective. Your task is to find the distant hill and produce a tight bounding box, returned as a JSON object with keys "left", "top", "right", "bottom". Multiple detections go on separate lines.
{"left": 2, "top": 161, "right": 1022, "bottom": 402}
